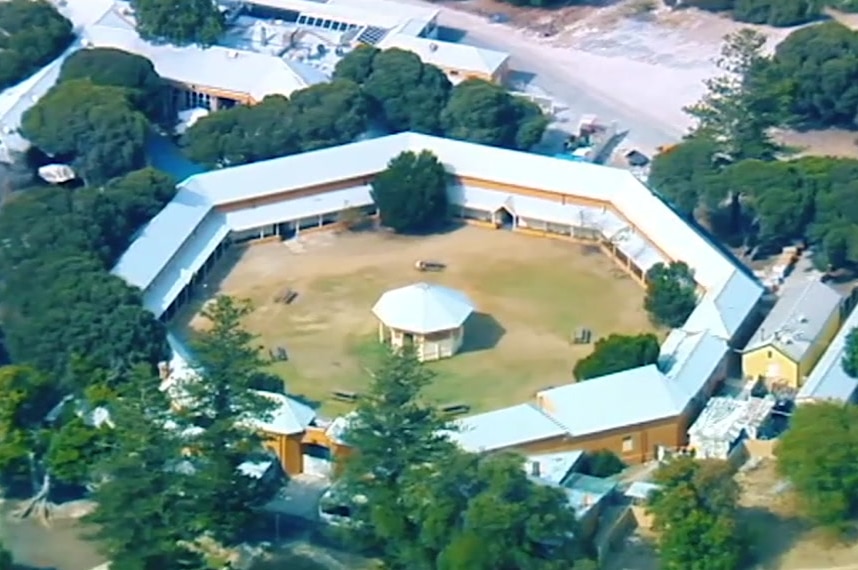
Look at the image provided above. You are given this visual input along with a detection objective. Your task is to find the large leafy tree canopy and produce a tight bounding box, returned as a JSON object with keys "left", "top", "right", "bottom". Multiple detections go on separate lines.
{"left": 0, "top": 0, "right": 73, "bottom": 90}
{"left": 131, "top": 0, "right": 225, "bottom": 46}
{"left": 648, "top": 24, "right": 858, "bottom": 270}
{"left": 0, "top": 168, "right": 175, "bottom": 376}
{"left": 0, "top": 366, "right": 57, "bottom": 491}
{"left": 186, "top": 47, "right": 549, "bottom": 168}
{"left": 573, "top": 333, "right": 660, "bottom": 380}
{"left": 757, "top": 22, "right": 858, "bottom": 129}
{"left": 648, "top": 457, "right": 745, "bottom": 570}
{"left": 644, "top": 262, "right": 698, "bottom": 328}
{"left": 371, "top": 150, "right": 449, "bottom": 233}
{"left": 776, "top": 402, "right": 858, "bottom": 531}
{"left": 350, "top": 47, "right": 452, "bottom": 134}
{"left": 441, "top": 79, "right": 548, "bottom": 151}
{"left": 59, "top": 47, "right": 169, "bottom": 125}
{"left": 20, "top": 80, "right": 149, "bottom": 185}
{"left": 181, "top": 83, "right": 368, "bottom": 167}
{"left": 682, "top": 0, "right": 835, "bottom": 26}
{"left": 339, "top": 347, "right": 594, "bottom": 569}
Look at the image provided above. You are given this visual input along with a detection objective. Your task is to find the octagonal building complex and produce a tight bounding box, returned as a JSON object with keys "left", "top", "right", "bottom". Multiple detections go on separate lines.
{"left": 114, "top": 131, "right": 777, "bottom": 473}
{"left": 373, "top": 283, "right": 475, "bottom": 362}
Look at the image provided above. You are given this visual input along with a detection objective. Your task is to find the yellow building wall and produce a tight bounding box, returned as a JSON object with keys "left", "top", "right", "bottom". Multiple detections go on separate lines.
{"left": 742, "top": 345, "right": 800, "bottom": 388}
{"left": 797, "top": 308, "right": 842, "bottom": 382}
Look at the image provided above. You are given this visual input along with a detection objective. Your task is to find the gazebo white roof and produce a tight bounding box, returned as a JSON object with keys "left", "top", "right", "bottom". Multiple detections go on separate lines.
{"left": 372, "top": 282, "right": 474, "bottom": 334}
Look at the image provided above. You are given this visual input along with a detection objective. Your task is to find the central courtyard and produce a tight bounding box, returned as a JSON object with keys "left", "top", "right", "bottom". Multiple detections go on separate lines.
{"left": 178, "top": 226, "right": 658, "bottom": 416}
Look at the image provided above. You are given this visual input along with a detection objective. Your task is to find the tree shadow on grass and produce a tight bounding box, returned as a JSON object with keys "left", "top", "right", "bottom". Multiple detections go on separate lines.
{"left": 741, "top": 506, "right": 810, "bottom": 570}
{"left": 460, "top": 312, "right": 506, "bottom": 353}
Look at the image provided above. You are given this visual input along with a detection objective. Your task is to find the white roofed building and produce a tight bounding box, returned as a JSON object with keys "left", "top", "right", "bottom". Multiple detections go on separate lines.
{"left": 372, "top": 282, "right": 474, "bottom": 362}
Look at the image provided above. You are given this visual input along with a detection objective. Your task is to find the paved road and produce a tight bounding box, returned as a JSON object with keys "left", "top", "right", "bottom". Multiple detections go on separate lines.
{"left": 434, "top": 16, "right": 684, "bottom": 154}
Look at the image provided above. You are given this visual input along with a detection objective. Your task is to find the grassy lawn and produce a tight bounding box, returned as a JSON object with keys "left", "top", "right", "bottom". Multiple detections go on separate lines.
{"left": 177, "top": 228, "right": 656, "bottom": 418}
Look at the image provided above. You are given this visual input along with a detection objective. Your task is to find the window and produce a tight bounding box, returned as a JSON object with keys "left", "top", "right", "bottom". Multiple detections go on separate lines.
{"left": 622, "top": 436, "right": 634, "bottom": 452}
{"left": 767, "top": 350, "right": 773, "bottom": 358}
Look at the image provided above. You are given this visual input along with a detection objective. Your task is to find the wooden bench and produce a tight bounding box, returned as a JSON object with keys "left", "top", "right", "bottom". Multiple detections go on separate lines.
{"left": 332, "top": 389, "right": 359, "bottom": 403}
{"left": 439, "top": 402, "right": 470, "bottom": 416}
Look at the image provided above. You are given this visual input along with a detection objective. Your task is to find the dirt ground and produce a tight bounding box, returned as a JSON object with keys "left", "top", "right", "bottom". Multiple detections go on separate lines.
{"left": 775, "top": 129, "right": 858, "bottom": 160}
{"left": 178, "top": 226, "right": 654, "bottom": 417}
{"left": 607, "top": 458, "right": 858, "bottom": 570}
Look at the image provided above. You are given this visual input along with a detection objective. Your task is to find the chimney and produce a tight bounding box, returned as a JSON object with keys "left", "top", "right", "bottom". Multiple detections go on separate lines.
{"left": 530, "top": 461, "right": 540, "bottom": 478}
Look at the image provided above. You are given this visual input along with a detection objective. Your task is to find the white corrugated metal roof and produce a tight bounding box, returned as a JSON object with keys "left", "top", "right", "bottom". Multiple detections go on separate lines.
{"left": 83, "top": 24, "right": 320, "bottom": 101}
{"left": 537, "top": 365, "right": 684, "bottom": 436}
{"left": 224, "top": 185, "right": 373, "bottom": 232}
{"left": 376, "top": 34, "right": 509, "bottom": 76}
{"left": 110, "top": 132, "right": 763, "bottom": 442}
{"left": 744, "top": 279, "right": 842, "bottom": 362}
{"left": 798, "top": 303, "right": 858, "bottom": 403}
{"left": 252, "top": 390, "right": 317, "bottom": 435}
{"left": 450, "top": 403, "right": 567, "bottom": 452}
{"left": 372, "top": 282, "right": 474, "bottom": 333}
{"left": 112, "top": 188, "right": 214, "bottom": 291}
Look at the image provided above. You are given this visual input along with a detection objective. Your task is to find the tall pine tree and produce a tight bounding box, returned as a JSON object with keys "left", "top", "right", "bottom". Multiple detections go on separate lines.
{"left": 338, "top": 346, "right": 455, "bottom": 565}
{"left": 177, "top": 296, "right": 279, "bottom": 545}
{"left": 86, "top": 365, "right": 205, "bottom": 570}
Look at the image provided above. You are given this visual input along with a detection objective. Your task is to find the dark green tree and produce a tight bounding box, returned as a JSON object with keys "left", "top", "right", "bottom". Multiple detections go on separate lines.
{"left": 286, "top": 80, "right": 369, "bottom": 151}
{"left": 776, "top": 402, "right": 858, "bottom": 531}
{"left": 0, "top": 0, "right": 73, "bottom": 90}
{"left": 0, "top": 540, "right": 11, "bottom": 570}
{"left": 758, "top": 22, "right": 858, "bottom": 128}
{"left": 20, "top": 80, "right": 149, "bottom": 185}
{"left": 644, "top": 261, "right": 698, "bottom": 328}
{"left": 579, "top": 450, "right": 625, "bottom": 478}
{"left": 45, "top": 416, "right": 114, "bottom": 487}
{"left": 60, "top": 47, "right": 168, "bottom": 124}
{"left": 371, "top": 150, "right": 448, "bottom": 233}
{"left": 180, "top": 96, "right": 297, "bottom": 167}
{"left": 442, "top": 79, "right": 548, "bottom": 151}
{"left": 733, "top": 0, "right": 825, "bottom": 26}
{"left": 573, "top": 333, "right": 660, "bottom": 380}
{"left": 338, "top": 346, "right": 455, "bottom": 563}
{"left": 684, "top": 28, "right": 778, "bottom": 160}
{"left": 843, "top": 328, "right": 858, "bottom": 378}
{"left": 131, "top": 0, "right": 225, "bottom": 46}
{"left": 648, "top": 137, "right": 724, "bottom": 216}
{"left": 360, "top": 48, "right": 452, "bottom": 134}
{"left": 0, "top": 366, "right": 57, "bottom": 491}
{"left": 86, "top": 366, "right": 206, "bottom": 570}
{"left": 724, "top": 159, "right": 814, "bottom": 250}
{"left": 406, "top": 452, "right": 590, "bottom": 570}
{"left": 0, "top": 169, "right": 174, "bottom": 376}
{"left": 333, "top": 45, "right": 380, "bottom": 85}
{"left": 179, "top": 296, "right": 279, "bottom": 546}
{"left": 648, "top": 457, "right": 745, "bottom": 570}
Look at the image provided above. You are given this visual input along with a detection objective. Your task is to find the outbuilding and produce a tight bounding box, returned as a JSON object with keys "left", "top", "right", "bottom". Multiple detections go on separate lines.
{"left": 372, "top": 282, "right": 474, "bottom": 362}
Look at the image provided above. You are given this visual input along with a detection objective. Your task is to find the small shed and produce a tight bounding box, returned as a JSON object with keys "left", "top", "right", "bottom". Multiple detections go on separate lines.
{"left": 372, "top": 282, "right": 474, "bottom": 362}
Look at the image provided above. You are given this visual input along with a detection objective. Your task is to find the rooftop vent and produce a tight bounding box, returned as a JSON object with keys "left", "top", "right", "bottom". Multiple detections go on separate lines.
{"left": 797, "top": 314, "right": 808, "bottom": 323}
{"left": 428, "top": 42, "right": 438, "bottom": 52}
{"left": 227, "top": 50, "right": 239, "bottom": 59}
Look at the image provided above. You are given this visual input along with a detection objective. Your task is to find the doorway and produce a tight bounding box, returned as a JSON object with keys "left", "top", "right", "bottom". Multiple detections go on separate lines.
{"left": 497, "top": 207, "right": 514, "bottom": 229}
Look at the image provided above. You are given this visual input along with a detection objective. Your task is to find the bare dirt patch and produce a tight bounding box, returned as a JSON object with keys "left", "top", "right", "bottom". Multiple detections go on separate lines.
{"left": 775, "top": 129, "right": 858, "bottom": 160}
{"left": 177, "top": 226, "right": 654, "bottom": 416}
{"left": 609, "top": 458, "right": 858, "bottom": 570}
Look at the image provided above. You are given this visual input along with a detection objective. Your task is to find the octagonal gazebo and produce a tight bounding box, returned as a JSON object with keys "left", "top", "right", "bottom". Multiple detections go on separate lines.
{"left": 372, "top": 283, "right": 475, "bottom": 362}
